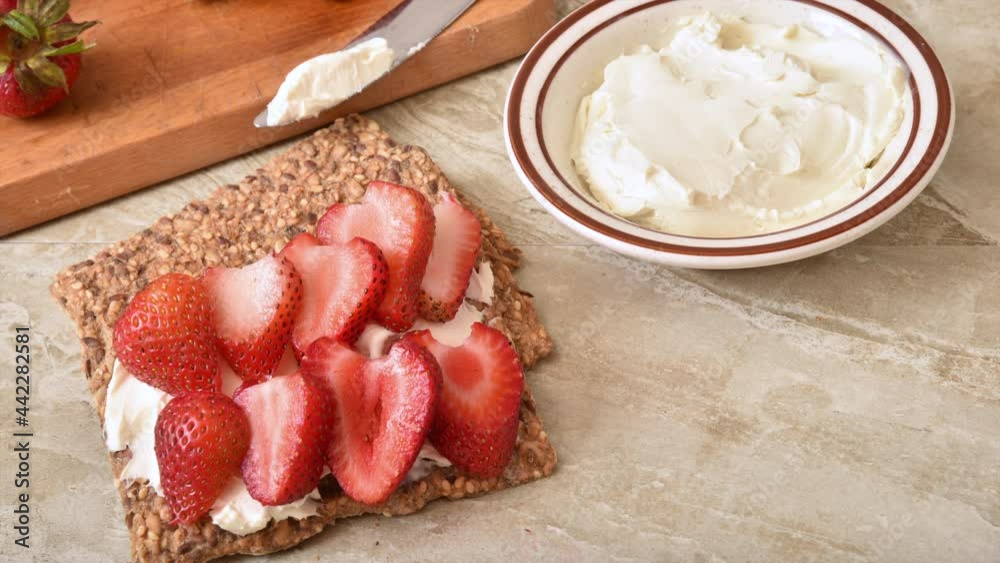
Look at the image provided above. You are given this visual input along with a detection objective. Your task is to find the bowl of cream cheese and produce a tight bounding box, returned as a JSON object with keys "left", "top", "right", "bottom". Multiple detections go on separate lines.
{"left": 505, "top": 0, "right": 953, "bottom": 269}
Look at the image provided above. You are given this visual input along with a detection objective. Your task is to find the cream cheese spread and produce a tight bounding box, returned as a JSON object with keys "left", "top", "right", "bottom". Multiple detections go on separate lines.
{"left": 405, "top": 443, "right": 453, "bottom": 483}
{"left": 411, "top": 301, "right": 487, "bottom": 347}
{"left": 572, "top": 13, "right": 909, "bottom": 237}
{"left": 104, "top": 363, "right": 170, "bottom": 495}
{"left": 265, "top": 37, "right": 395, "bottom": 127}
{"left": 464, "top": 262, "right": 495, "bottom": 305}
{"left": 210, "top": 479, "right": 322, "bottom": 535}
{"left": 104, "top": 261, "right": 495, "bottom": 535}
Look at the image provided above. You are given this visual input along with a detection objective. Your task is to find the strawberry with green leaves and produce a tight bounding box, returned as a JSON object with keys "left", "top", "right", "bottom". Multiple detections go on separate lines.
{"left": 0, "top": 0, "right": 98, "bottom": 117}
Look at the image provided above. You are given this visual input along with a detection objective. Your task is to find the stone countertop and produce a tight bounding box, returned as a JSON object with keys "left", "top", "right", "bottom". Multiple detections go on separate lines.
{"left": 1, "top": 0, "right": 998, "bottom": 561}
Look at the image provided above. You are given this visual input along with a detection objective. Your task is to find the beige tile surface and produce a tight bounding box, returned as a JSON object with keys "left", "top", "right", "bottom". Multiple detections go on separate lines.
{"left": 2, "top": 0, "right": 999, "bottom": 561}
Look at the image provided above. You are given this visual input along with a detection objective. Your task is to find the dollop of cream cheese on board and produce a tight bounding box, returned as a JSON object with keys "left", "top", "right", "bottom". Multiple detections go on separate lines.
{"left": 265, "top": 37, "right": 395, "bottom": 127}
{"left": 104, "top": 261, "right": 494, "bottom": 536}
{"left": 572, "top": 13, "right": 909, "bottom": 237}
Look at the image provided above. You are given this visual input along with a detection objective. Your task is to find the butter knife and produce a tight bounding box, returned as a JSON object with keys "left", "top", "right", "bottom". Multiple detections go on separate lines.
{"left": 254, "top": 0, "right": 477, "bottom": 128}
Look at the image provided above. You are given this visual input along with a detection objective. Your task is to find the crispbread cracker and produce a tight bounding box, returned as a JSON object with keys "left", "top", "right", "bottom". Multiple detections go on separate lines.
{"left": 51, "top": 115, "right": 556, "bottom": 562}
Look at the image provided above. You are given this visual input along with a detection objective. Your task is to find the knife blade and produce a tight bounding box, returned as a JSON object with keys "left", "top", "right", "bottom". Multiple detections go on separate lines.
{"left": 254, "top": 0, "right": 477, "bottom": 128}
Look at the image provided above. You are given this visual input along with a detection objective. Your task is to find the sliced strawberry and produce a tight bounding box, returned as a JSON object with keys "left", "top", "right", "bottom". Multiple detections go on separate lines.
{"left": 316, "top": 181, "right": 435, "bottom": 332}
{"left": 234, "top": 371, "right": 334, "bottom": 506}
{"left": 301, "top": 337, "right": 440, "bottom": 505}
{"left": 154, "top": 392, "right": 250, "bottom": 524}
{"left": 113, "top": 273, "right": 221, "bottom": 395}
{"left": 201, "top": 255, "right": 303, "bottom": 382}
{"left": 407, "top": 323, "right": 523, "bottom": 478}
{"left": 279, "top": 233, "right": 388, "bottom": 356}
{"left": 418, "top": 192, "right": 483, "bottom": 322}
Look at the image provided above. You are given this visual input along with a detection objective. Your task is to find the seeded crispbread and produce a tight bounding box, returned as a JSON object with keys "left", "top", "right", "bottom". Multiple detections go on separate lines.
{"left": 51, "top": 115, "right": 556, "bottom": 562}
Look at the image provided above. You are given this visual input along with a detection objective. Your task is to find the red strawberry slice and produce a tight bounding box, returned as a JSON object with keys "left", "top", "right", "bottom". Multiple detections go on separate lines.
{"left": 407, "top": 323, "right": 524, "bottom": 478}
{"left": 154, "top": 392, "right": 250, "bottom": 524}
{"left": 113, "top": 273, "right": 221, "bottom": 395}
{"left": 201, "top": 255, "right": 303, "bottom": 382}
{"left": 279, "top": 233, "right": 388, "bottom": 356}
{"left": 301, "top": 336, "right": 440, "bottom": 505}
{"left": 234, "top": 371, "right": 334, "bottom": 506}
{"left": 316, "top": 181, "right": 435, "bottom": 332}
{"left": 418, "top": 192, "right": 483, "bottom": 322}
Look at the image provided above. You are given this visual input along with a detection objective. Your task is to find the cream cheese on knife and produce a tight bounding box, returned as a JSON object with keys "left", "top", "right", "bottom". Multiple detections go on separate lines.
{"left": 264, "top": 37, "right": 395, "bottom": 127}
{"left": 572, "top": 13, "right": 909, "bottom": 237}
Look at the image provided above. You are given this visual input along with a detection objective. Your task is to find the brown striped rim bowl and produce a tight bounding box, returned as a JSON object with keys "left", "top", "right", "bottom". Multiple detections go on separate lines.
{"left": 504, "top": 0, "right": 954, "bottom": 269}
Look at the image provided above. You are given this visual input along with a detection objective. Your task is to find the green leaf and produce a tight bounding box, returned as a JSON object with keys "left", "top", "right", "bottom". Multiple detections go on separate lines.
{"left": 44, "top": 20, "right": 98, "bottom": 44}
{"left": 2, "top": 10, "right": 40, "bottom": 40}
{"left": 18, "top": 0, "right": 41, "bottom": 20}
{"left": 36, "top": 0, "right": 69, "bottom": 27}
{"left": 41, "top": 38, "right": 91, "bottom": 57}
{"left": 0, "top": 55, "right": 10, "bottom": 74}
{"left": 13, "top": 63, "right": 43, "bottom": 95}
{"left": 25, "top": 54, "right": 67, "bottom": 91}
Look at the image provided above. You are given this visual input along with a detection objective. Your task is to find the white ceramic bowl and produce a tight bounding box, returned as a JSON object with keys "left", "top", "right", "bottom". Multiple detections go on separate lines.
{"left": 504, "top": 0, "right": 954, "bottom": 269}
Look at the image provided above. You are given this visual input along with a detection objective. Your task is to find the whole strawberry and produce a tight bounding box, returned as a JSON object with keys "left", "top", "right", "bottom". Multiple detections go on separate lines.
{"left": 113, "top": 273, "right": 222, "bottom": 395}
{"left": 0, "top": 0, "right": 98, "bottom": 117}
{"left": 154, "top": 392, "right": 250, "bottom": 524}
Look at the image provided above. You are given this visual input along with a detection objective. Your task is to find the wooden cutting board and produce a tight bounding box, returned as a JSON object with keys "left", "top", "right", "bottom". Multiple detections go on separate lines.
{"left": 0, "top": 0, "right": 555, "bottom": 235}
